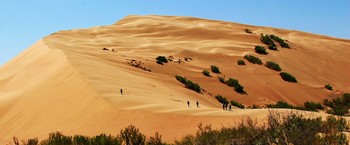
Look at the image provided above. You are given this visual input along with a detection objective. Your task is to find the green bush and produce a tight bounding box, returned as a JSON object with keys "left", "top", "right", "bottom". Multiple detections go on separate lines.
{"left": 210, "top": 65, "right": 221, "bottom": 74}
{"left": 269, "top": 35, "right": 290, "bottom": 48}
{"left": 156, "top": 56, "right": 168, "bottom": 65}
{"left": 230, "top": 100, "right": 244, "bottom": 109}
{"left": 217, "top": 76, "right": 225, "bottom": 83}
{"left": 280, "top": 72, "right": 297, "bottom": 83}
{"left": 244, "top": 55, "right": 263, "bottom": 65}
{"left": 260, "top": 34, "right": 277, "bottom": 50}
{"left": 244, "top": 28, "right": 252, "bottom": 34}
{"left": 121, "top": 125, "right": 146, "bottom": 145}
{"left": 202, "top": 70, "right": 211, "bottom": 77}
{"left": 265, "top": 61, "right": 282, "bottom": 71}
{"left": 304, "top": 101, "right": 323, "bottom": 111}
{"left": 267, "top": 101, "right": 294, "bottom": 109}
{"left": 323, "top": 93, "right": 350, "bottom": 116}
{"left": 225, "top": 78, "right": 245, "bottom": 94}
{"left": 147, "top": 132, "right": 166, "bottom": 145}
{"left": 325, "top": 84, "right": 333, "bottom": 90}
{"left": 254, "top": 45, "right": 268, "bottom": 55}
{"left": 215, "top": 95, "right": 229, "bottom": 104}
{"left": 237, "top": 60, "right": 246, "bottom": 65}
{"left": 175, "top": 75, "right": 202, "bottom": 93}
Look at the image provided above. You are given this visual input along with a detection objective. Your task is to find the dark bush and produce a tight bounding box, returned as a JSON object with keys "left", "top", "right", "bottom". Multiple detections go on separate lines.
{"left": 210, "top": 65, "right": 221, "bottom": 74}
{"left": 254, "top": 45, "right": 268, "bottom": 55}
{"left": 156, "top": 56, "right": 168, "bottom": 65}
{"left": 230, "top": 100, "right": 244, "bottom": 109}
{"left": 218, "top": 76, "right": 225, "bottom": 83}
{"left": 269, "top": 35, "right": 290, "bottom": 48}
{"left": 147, "top": 132, "right": 166, "bottom": 145}
{"left": 325, "top": 84, "right": 333, "bottom": 90}
{"left": 120, "top": 125, "right": 146, "bottom": 145}
{"left": 265, "top": 61, "right": 282, "bottom": 71}
{"left": 252, "top": 104, "right": 260, "bottom": 109}
{"left": 304, "top": 101, "right": 323, "bottom": 111}
{"left": 266, "top": 101, "right": 294, "bottom": 109}
{"left": 237, "top": 60, "right": 246, "bottom": 65}
{"left": 244, "top": 28, "right": 252, "bottom": 34}
{"left": 323, "top": 93, "right": 350, "bottom": 116}
{"left": 244, "top": 55, "right": 263, "bottom": 65}
{"left": 202, "top": 70, "right": 211, "bottom": 77}
{"left": 260, "top": 34, "right": 277, "bottom": 50}
{"left": 215, "top": 95, "right": 229, "bottom": 104}
{"left": 225, "top": 78, "right": 245, "bottom": 94}
{"left": 280, "top": 72, "right": 297, "bottom": 83}
{"left": 175, "top": 75, "right": 202, "bottom": 93}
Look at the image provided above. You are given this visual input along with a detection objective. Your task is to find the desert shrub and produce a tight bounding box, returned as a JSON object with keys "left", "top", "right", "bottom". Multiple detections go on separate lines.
{"left": 156, "top": 56, "right": 168, "bottom": 65}
{"left": 72, "top": 135, "right": 90, "bottom": 145}
{"left": 40, "top": 132, "right": 73, "bottom": 145}
{"left": 267, "top": 101, "right": 294, "bottom": 109}
{"left": 260, "top": 34, "right": 277, "bottom": 50}
{"left": 254, "top": 45, "right": 268, "bottom": 55}
{"left": 120, "top": 125, "right": 146, "bottom": 145}
{"left": 210, "top": 65, "right": 221, "bottom": 74}
{"left": 147, "top": 132, "right": 166, "bottom": 145}
{"left": 237, "top": 60, "right": 246, "bottom": 65}
{"left": 304, "top": 101, "right": 323, "bottom": 111}
{"left": 244, "top": 28, "right": 252, "bottom": 34}
{"left": 230, "top": 100, "right": 244, "bottom": 109}
{"left": 252, "top": 104, "right": 260, "bottom": 109}
{"left": 280, "top": 72, "right": 297, "bottom": 83}
{"left": 91, "top": 134, "right": 122, "bottom": 145}
{"left": 225, "top": 78, "right": 245, "bottom": 94}
{"left": 244, "top": 55, "right": 263, "bottom": 65}
{"left": 265, "top": 61, "right": 282, "bottom": 71}
{"left": 217, "top": 76, "right": 225, "bottom": 83}
{"left": 215, "top": 95, "right": 229, "bottom": 104}
{"left": 323, "top": 93, "right": 350, "bottom": 116}
{"left": 202, "top": 70, "right": 211, "bottom": 77}
{"left": 269, "top": 35, "right": 290, "bottom": 48}
{"left": 325, "top": 84, "right": 333, "bottom": 90}
{"left": 175, "top": 75, "right": 201, "bottom": 93}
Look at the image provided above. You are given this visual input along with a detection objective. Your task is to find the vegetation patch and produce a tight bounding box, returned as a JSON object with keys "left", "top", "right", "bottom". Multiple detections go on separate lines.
{"left": 269, "top": 35, "right": 290, "bottom": 48}
{"left": 230, "top": 100, "right": 245, "bottom": 109}
{"left": 202, "top": 70, "right": 211, "bottom": 77}
{"left": 244, "top": 55, "right": 263, "bottom": 65}
{"left": 217, "top": 76, "right": 225, "bottom": 83}
{"left": 323, "top": 93, "right": 350, "bottom": 116}
{"left": 260, "top": 34, "right": 277, "bottom": 50}
{"left": 210, "top": 65, "right": 221, "bottom": 74}
{"left": 325, "top": 84, "right": 333, "bottom": 90}
{"left": 237, "top": 60, "right": 246, "bottom": 65}
{"left": 244, "top": 28, "right": 252, "bottom": 34}
{"left": 175, "top": 75, "right": 201, "bottom": 93}
{"left": 304, "top": 101, "right": 323, "bottom": 112}
{"left": 265, "top": 61, "right": 282, "bottom": 71}
{"left": 254, "top": 45, "right": 268, "bottom": 55}
{"left": 156, "top": 56, "right": 168, "bottom": 65}
{"left": 215, "top": 95, "right": 229, "bottom": 104}
{"left": 225, "top": 78, "right": 245, "bottom": 94}
{"left": 279, "top": 72, "right": 297, "bottom": 83}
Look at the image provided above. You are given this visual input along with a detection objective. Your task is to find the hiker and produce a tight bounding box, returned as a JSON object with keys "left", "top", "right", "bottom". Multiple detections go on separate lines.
{"left": 120, "top": 89, "right": 123, "bottom": 95}
{"left": 196, "top": 101, "right": 199, "bottom": 108}
{"left": 187, "top": 101, "right": 190, "bottom": 107}
{"left": 222, "top": 103, "right": 225, "bottom": 110}
{"left": 229, "top": 104, "right": 232, "bottom": 111}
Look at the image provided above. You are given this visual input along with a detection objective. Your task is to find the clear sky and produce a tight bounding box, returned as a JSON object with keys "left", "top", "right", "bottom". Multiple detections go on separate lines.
{"left": 1, "top": 0, "right": 349, "bottom": 66}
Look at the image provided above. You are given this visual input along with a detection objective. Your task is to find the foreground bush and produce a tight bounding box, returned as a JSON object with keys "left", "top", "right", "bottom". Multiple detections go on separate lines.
{"left": 237, "top": 60, "right": 246, "bottom": 65}
{"left": 254, "top": 45, "right": 268, "bottom": 55}
{"left": 304, "top": 101, "right": 323, "bottom": 111}
{"left": 269, "top": 35, "right": 290, "bottom": 48}
{"left": 225, "top": 78, "right": 245, "bottom": 94}
{"left": 244, "top": 55, "right": 263, "bottom": 65}
{"left": 265, "top": 61, "right": 282, "bottom": 71}
{"left": 121, "top": 125, "right": 146, "bottom": 145}
{"left": 210, "top": 65, "right": 221, "bottom": 74}
{"left": 175, "top": 112, "right": 349, "bottom": 145}
{"left": 324, "top": 93, "right": 350, "bottom": 116}
{"left": 280, "top": 72, "right": 297, "bottom": 83}
{"left": 175, "top": 75, "right": 201, "bottom": 93}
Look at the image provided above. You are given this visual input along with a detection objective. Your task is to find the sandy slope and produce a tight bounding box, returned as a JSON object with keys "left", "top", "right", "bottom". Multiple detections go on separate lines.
{"left": 0, "top": 15, "right": 349, "bottom": 143}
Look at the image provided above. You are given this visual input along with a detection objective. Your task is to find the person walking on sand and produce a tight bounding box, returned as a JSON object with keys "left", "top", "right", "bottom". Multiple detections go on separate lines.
{"left": 187, "top": 101, "right": 190, "bottom": 107}
{"left": 120, "top": 89, "right": 123, "bottom": 95}
{"left": 196, "top": 101, "right": 199, "bottom": 108}
{"left": 229, "top": 104, "right": 232, "bottom": 111}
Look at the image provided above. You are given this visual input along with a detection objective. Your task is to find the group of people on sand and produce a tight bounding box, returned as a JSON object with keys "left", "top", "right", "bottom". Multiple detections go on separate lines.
{"left": 222, "top": 103, "right": 232, "bottom": 111}
{"left": 187, "top": 101, "right": 200, "bottom": 108}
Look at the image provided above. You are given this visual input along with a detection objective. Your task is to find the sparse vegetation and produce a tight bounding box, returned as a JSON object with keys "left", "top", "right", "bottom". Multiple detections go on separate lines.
{"left": 217, "top": 76, "right": 225, "bottom": 83}
{"left": 210, "top": 65, "right": 221, "bottom": 74}
{"left": 215, "top": 95, "right": 229, "bottom": 104}
{"left": 225, "top": 78, "right": 245, "bottom": 94}
{"left": 280, "top": 72, "right": 297, "bottom": 83}
{"left": 156, "top": 56, "right": 168, "bottom": 65}
{"left": 269, "top": 35, "right": 290, "bottom": 48}
{"left": 175, "top": 75, "right": 201, "bottom": 93}
{"left": 237, "top": 60, "right": 246, "bottom": 65}
{"left": 323, "top": 93, "right": 350, "bottom": 116}
{"left": 325, "top": 84, "right": 333, "bottom": 90}
{"left": 244, "top": 55, "right": 263, "bottom": 65}
{"left": 202, "top": 70, "right": 211, "bottom": 77}
{"left": 260, "top": 34, "right": 277, "bottom": 50}
{"left": 254, "top": 45, "right": 268, "bottom": 55}
{"left": 244, "top": 28, "right": 252, "bottom": 34}
{"left": 120, "top": 125, "right": 146, "bottom": 145}
{"left": 230, "top": 100, "right": 244, "bottom": 109}
{"left": 266, "top": 101, "right": 295, "bottom": 109}
{"left": 304, "top": 101, "right": 323, "bottom": 111}
{"left": 265, "top": 61, "right": 282, "bottom": 71}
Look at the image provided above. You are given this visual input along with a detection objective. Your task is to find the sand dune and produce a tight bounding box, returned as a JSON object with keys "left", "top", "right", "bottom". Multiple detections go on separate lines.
{"left": 0, "top": 15, "right": 349, "bottom": 143}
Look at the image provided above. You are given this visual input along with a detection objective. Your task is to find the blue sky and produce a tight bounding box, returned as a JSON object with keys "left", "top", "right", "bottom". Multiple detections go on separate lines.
{"left": 1, "top": 0, "right": 349, "bottom": 66}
